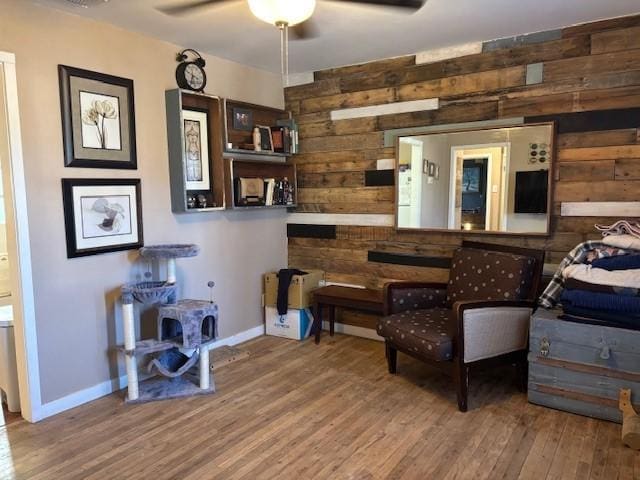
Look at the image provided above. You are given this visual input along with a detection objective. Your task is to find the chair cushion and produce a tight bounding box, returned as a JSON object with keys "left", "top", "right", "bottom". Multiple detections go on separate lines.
{"left": 446, "top": 248, "right": 534, "bottom": 305}
{"left": 376, "top": 308, "right": 454, "bottom": 361}
{"left": 388, "top": 286, "right": 447, "bottom": 314}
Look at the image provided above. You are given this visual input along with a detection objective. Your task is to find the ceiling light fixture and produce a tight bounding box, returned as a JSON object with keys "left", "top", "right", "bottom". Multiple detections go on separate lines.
{"left": 248, "top": 0, "right": 316, "bottom": 27}
{"left": 248, "top": 0, "right": 317, "bottom": 87}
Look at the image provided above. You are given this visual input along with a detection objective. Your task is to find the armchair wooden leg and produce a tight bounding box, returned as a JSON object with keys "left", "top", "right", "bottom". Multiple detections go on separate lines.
{"left": 386, "top": 342, "right": 397, "bottom": 374}
{"left": 455, "top": 360, "right": 469, "bottom": 412}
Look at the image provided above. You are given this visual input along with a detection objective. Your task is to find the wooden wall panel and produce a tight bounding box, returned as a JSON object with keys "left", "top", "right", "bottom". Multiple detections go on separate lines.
{"left": 285, "top": 13, "right": 640, "bottom": 298}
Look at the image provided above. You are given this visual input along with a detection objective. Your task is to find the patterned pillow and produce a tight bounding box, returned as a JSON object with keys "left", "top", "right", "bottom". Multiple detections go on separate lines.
{"left": 446, "top": 248, "right": 535, "bottom": 305}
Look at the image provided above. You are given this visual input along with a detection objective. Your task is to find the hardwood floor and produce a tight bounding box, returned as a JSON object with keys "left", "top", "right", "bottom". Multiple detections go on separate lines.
{"left": 1, "top": 334, "right": 638, "bottom": 479}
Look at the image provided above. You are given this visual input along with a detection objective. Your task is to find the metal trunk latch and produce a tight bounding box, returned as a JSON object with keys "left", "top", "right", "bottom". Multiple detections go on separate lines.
{"left": 540, "top": 337, "right": 550, "bottom": 357}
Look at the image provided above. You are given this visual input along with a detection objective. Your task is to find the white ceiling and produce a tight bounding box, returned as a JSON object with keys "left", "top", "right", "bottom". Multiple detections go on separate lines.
{"left": 34, "top": 0, "right": 640, "bottom": 74}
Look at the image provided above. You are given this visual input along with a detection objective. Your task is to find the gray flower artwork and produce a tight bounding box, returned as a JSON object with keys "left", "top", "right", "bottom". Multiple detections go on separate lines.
{"left": 80, "top": 92, "right": 121, "bottom": 150}
{"left": 80, "top": 195, "right": 132, "bottom": 238}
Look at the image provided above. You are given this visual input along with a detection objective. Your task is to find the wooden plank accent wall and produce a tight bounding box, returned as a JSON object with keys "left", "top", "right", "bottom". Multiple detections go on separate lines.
{"left": 285, "top": 15, "right": 640, "bottom": 328}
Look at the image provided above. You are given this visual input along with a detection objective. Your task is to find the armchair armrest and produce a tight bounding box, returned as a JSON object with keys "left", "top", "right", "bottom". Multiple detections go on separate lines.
{"left": 452, "top": 300, "right": 534, "bottom": 364}
{"left": 383, "top": 282, "right": 448, "bottom": 315}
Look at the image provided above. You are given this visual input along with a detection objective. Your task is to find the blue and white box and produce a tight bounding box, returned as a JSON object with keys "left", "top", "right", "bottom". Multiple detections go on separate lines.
{"left": 265, "top": 306, "right": 313, "bottom": 340}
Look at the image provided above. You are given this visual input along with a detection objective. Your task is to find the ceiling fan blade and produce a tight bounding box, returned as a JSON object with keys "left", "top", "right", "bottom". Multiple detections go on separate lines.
{"left": 334, "top": 0, "right": 425, "bottom": 11}
{"left": 290, "top": 18, "right": 320, "bottom": 40}
{"left": 157, "top": 0, "right": 236, "bottom": 16}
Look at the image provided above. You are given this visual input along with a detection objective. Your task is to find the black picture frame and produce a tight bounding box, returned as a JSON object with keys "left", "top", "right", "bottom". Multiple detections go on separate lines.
{"left": 257, "top": 125, "right": 273, "bottom": 152}
{"left": 59, "top": 65, "right": 137, "bottom": 169}
{"left": 62, "top": 178, "right": 144, "bottom": 258}
{"left": 232, "top": 107, "right": 253, "bottom": 131}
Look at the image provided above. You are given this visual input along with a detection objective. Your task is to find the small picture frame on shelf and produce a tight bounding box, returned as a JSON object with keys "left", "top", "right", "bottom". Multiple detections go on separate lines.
{"left": 182, "top": 108, "right": 211, "bottom": 191}
{"left": 58, "top": 65, "right": 137, "bottom": 169}
{"left": 232, "top": 107, "right": 253, "bottom": 131}
{"left": 62, "top": 178, "right": 143, "bottom": 258}
{"left": 256, "top": 125, "right": 273, "bottom": 152}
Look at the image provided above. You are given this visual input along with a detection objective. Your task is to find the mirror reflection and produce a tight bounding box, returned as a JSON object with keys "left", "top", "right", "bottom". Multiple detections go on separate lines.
{"left": 396, "top": 123, "right": 553, "bottom": 234}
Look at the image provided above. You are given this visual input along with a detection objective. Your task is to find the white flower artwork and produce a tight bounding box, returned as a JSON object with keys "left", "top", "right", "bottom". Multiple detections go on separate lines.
{"left": 80, "top": 91, "right": 121, "bottom": 150}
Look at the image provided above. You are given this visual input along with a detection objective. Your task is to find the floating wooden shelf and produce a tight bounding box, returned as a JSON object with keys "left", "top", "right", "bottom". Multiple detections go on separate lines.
{"left": 225, "top": 158, "right": 297, "bottom": 211}
{"left": 166, "top": 89, "right": 226, "bottom": 213}
{"left": 166, "top": 90, "right": 296, "bottom": 214}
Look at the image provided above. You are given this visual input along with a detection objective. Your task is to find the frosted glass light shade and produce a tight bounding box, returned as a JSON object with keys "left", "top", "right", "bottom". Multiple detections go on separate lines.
{"left": 248, "top": 0, "right": 316, "bottom": 26}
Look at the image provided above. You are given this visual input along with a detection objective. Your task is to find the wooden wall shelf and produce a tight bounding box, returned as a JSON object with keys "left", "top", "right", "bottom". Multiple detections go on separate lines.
{"left": 166, "top": 89, "right": 226, "bottom": 213}
{"left": 166, "top": 90, "right": 296, "bottom": 214}
{"left": 225, "top": 158, "right": 297, "bottom": 210}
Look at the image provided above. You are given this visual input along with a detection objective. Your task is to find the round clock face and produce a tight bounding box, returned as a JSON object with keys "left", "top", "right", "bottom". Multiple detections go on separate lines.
{"left": 184, "top": 63, "right": 205, "bottom": 90}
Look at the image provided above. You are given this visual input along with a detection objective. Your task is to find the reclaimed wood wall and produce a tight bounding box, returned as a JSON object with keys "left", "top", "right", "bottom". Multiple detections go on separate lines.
{"left": 284, "top": 15, "right": 640, "bottom": 327}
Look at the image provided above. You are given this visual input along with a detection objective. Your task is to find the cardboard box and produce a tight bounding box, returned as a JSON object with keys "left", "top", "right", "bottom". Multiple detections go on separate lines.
{"left": 265, "top": 307, "right": 313, "bottom": 340}
{"left": 264, "top": 270, "right": 324, "bottom": 309}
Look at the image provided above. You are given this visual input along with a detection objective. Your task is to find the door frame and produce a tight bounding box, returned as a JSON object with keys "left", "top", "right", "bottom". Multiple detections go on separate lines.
{"left": 448, "top": 142, "right": 511, "bottom": 231}
{"left": 0, "top": 51, "right": 42, "bottom": 422}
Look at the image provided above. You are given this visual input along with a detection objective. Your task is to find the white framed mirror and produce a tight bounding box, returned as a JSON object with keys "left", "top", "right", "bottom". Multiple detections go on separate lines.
{"left": 396, "top": 122, "right": 554, "bottom": 235}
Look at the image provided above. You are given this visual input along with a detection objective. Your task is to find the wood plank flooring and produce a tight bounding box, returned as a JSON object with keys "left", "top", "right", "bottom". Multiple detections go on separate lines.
{"left": 1, "top": 334, "right": 638, "bottom": 479}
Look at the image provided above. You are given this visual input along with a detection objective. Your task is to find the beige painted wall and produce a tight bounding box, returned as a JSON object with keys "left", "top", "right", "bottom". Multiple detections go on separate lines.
{"left": 1, "top": 1, "right": 287, "bottom": 404}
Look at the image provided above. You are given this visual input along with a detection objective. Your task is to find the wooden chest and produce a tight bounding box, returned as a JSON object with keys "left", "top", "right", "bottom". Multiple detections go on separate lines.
{"left": 528, "top": 308, "right": 640, "bottom": 423}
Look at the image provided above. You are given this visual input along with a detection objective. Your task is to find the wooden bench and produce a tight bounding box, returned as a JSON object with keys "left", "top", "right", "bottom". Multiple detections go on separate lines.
{"left": 312, "top": 285, "right": 384, "bottom": 344}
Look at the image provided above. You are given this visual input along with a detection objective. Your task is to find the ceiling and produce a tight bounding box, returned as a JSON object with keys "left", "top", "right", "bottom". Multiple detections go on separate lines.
{"left": 34, "top": 0, "right": 640, "bottom": 74}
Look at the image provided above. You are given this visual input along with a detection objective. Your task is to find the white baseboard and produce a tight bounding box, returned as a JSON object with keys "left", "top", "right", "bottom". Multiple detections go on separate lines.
{"left": 322, "top": 321, "right": 383, "bottom": 342}
{"left": 35, "top": 324, "right": 265, "bottom": 421}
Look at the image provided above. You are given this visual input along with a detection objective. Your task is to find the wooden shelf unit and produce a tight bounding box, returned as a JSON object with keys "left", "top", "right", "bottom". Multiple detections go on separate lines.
{"left": 225, "top": 158, "right": 297, "bottom": 210}
{"left": 223, "top": 99, "right": 291, "bottom": 156}
{"left": 166, "top": 90, "right": 296, "bottom": 213}
{"left": 166, "top": 89, "right": 226, "bottom": 213}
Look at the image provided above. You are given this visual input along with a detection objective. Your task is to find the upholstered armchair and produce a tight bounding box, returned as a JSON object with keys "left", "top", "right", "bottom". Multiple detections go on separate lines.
{"left": 377, "top": 241, "right": 544, "bottom": 412}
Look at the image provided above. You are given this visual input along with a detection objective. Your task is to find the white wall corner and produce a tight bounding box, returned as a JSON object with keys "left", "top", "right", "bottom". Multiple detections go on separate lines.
{"left": 287, "top": 72, "right": 315, "bottom": 87}
{"left": 415, "top": 42, "right": 483, "bottom": 65}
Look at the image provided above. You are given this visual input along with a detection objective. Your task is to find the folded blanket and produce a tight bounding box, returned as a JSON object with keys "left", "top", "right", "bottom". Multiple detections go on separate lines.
{"left": 585, "top": 247, "right": 630, "bottom": 263}
{"left": 565, "top": 278, "right": 640, "bottom": 297}
{"left": 591, "top": 253, "right": 640, "bottom": 271}
{"left": 561, "top": 308, "right": 640, "bottom": 330}
{"left": 562, "top": 264, "right": 640, "bottom": 289}
{"left": 596, "top": 220, "right": 640, "bottom": 239}
{"left": 538, "top": 240, "right": 626, "bottom": 308}
{"left": 561, "top": 289, "right": 640, "bottom": 313}
{"left": 602, "top": 234, "right": 640, "bottom": 251}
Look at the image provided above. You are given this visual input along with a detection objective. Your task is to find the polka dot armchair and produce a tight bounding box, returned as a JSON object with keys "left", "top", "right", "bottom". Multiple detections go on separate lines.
{"left": 377, "top": 241, "right": 545, "bottom": 412}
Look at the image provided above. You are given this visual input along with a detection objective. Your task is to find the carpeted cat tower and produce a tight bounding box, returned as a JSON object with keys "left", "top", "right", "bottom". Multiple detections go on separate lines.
{"left": 118, "top": 244, "right": 218, "bottom": 403}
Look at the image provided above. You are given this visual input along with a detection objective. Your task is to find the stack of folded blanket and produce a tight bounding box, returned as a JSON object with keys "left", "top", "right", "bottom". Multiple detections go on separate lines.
{"left": 539, "top": 220, "right": 640, "bottom": 328}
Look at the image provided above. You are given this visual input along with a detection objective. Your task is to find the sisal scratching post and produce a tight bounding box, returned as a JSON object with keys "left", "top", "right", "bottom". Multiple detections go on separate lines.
{"left": 619, "top": 389, "right": 640, "bottom": 450}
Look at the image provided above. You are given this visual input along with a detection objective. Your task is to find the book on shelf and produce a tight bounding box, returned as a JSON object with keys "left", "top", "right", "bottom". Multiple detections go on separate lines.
{"left": 264, "top": 178, "right": 276, "bottom": 206}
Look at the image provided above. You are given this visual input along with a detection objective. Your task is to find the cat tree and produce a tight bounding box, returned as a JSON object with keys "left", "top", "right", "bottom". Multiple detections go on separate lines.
{"left": 118, "top": 244, "right": 218, "bottom": 403}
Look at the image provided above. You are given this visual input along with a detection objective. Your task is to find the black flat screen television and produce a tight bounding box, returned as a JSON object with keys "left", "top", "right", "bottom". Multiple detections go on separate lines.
{"left": 514, "top": 170, "right": 548, "bottom": 214}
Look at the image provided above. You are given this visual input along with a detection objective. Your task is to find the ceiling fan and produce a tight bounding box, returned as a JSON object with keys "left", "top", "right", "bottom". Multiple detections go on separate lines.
{"left": 158, "top": 0, "right": 426, "bottom": 85}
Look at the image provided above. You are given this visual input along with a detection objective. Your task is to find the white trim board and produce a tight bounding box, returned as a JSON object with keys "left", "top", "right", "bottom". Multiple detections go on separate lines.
{"left": 321, "top": 321, "right": 383, "bottom": 342}
{"left": 330, "top": 98, "right": 439, "bottom": 121}
{"left": 36, "top": 324, "right": 265, "bottom": 420}
{"left": 286, "top": 72, "right": 315, "bottom": 87}
{"left": 287, "top": 213, "right": 394, "bottom": 226}
{"left": 0, "top": 52, "right": 41, "bottom": 423}
{"left": 415, "top": 42, "right": 483, "bottom": 65}
{"left": 561, "top": 202, "right": 640, "bottom": 217}
{"left": 377, "top": 158, "right": 394, "bottom": 170}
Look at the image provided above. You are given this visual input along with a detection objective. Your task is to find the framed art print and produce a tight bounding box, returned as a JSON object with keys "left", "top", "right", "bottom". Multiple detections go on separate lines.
{"left": 182, "top": 108, "right": 211, "bottom": 191}
{"left": 59, "top": 65, "right": 137, "bottom": 169}
{"left": 62, "top": 178, "right": 143, "bottom": 258}
{"left": 232, "top": 107, "right": 253, "bottom": 131}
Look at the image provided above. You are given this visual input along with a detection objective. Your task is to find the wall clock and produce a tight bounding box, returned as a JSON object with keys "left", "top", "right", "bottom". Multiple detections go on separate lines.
{"left": 175, "top": 49, "right": 207, "bottom": 92}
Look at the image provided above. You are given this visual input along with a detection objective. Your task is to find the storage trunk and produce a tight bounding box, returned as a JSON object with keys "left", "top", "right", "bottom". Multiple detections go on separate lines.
{"left": 528, "top": 308, "right": 640, "bottom": 423}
